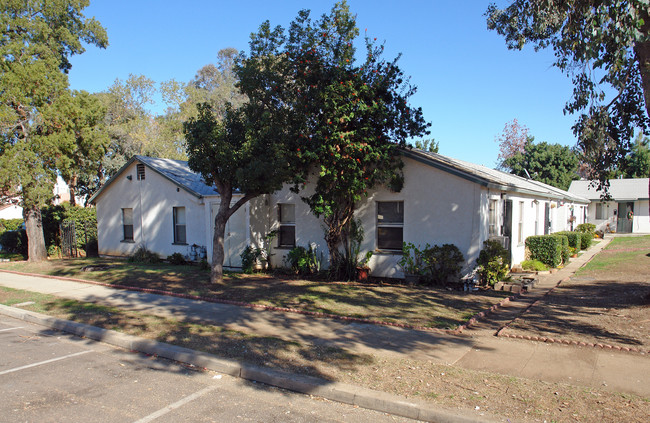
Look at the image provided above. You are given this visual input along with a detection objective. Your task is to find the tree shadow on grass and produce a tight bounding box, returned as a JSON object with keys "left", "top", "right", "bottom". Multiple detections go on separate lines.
{"left": 504, "top": 279, "right": 650, "bottom": 346}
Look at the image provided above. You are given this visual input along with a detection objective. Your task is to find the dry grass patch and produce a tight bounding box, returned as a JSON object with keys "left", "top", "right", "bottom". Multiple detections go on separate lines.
{"left": 1, "top": 286, "right": 647, "bottom": 423}
{"left": 0, "top": 258, "right": 508, "bottom": 329}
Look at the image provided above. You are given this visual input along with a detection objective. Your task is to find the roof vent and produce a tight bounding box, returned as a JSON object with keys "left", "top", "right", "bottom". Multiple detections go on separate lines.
{"left": 136, "top": 164, "right": 145, "bottom": 180}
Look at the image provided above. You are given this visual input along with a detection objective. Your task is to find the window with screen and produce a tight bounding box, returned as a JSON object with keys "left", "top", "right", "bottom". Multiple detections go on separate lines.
{"left": 278, "top": 204, "right": 295, "bottom": 248}
{"left": 173, "top": 207, "right": 186, "bottom": 244}
{"left": 377, "top": 201, "right": 403, "bottom": 250}
{"left": 122, "top": 208, "right": 134, "bottom": 241}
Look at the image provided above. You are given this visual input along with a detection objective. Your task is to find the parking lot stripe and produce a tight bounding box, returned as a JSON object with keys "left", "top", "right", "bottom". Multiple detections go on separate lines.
{"left": 0, "top": 350, "right": 91, "bottom": 376}
{"left": 132, "top": 384, "right": 220, "bottom": 423}
{"left": 0, "top": 327, "right": 23, "bottom": 332}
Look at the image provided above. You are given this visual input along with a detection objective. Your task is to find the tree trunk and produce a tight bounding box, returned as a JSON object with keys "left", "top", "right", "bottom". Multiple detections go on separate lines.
{"left": 23, "top": 206, "right": 47, "bottom": 262}
{"left": 634, "top": 14, "right": 650, "bottom": 220}
{"left": 211, "top": 208, "right": 227, "bottom": 284}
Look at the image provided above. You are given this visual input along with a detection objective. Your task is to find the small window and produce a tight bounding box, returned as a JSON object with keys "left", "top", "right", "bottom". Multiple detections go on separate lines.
{"left": 488, "top": 199, "right": 499, "bottom": 236}
{"left": 278, "top": 204, "right": 295, "bottom": 248}
{"left": 122, "top": 208, "right": 134, "bottom": 241}
{"left": 173, "top": 207, "right": 186, "bottom": 244}
{"left": 595, "top": 203, "right": 604, "bottom": 220}
{"left": 137, "top": 163, "right": 145, "bottom": 180}
{"left": 377, "top": 201, "right": 403, "bottom": 250}
{"left": 534, "top": 201, "right": 540, "bottom": 235}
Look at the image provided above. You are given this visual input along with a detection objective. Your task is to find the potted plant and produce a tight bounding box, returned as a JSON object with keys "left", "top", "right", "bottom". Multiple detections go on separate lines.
{"left": 356, "top": 251, "right": 373, "bottom": 281}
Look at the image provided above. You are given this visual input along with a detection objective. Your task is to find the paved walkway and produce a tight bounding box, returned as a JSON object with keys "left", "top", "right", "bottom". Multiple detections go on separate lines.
{"left": 1, "top": 235, "right": 648, "bottom": 399}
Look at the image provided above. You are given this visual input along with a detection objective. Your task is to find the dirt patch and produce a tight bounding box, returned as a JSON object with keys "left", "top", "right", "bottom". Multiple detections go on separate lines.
{"left": 502, "top": 236, "right": 650, "bottom": 349}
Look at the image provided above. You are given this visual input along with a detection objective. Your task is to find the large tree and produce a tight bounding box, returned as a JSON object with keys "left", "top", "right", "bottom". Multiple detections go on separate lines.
{"left": 502, "top": 139, "right": 579, "bottom": 190}
{"left": 0, "top": 0, "right": 107, "bottom": 260}
{"left": 486, "top": 1, "right": 650, "bottom": 200}
{"left": 240, "top": 1, "right": 429, "bottom": 276}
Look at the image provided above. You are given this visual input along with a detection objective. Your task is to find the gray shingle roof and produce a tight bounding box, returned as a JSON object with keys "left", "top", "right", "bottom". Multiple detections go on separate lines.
{"left": 403, "top": 148, "right": 589, "bottom": 203}
{"left": 135, "top": 156, "right": 219, "bottom": 197}
{"left": 568, "top": 178, "right": 650, "bottom": 201}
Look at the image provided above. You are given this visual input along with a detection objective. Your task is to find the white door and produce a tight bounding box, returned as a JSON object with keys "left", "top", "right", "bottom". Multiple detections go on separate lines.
{"left": 211, "top": 203, "right": 247, "bottom": 268}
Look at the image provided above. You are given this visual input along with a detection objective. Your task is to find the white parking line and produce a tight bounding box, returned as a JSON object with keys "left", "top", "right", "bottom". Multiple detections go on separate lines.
{"left": 0, "top": 350, "right": 92, "bottom": 376}
{"left": 0, "top": 327, "right": 23, "bottom": 332}
{"left": 133, "top": 384, "right": 220, "bottom": 423}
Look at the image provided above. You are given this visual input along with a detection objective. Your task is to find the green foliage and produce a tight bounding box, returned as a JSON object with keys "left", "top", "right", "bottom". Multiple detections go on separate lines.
{"left": 47, "top": 244, "right": 61, "bottom": 258}
{"left": 128, "top": 247, "right": 161, "bottom": 264}
{"left": 412, "top": 138, "right": 439, "bottom": 153}
{"left": 578, "top": 231, "right": 593, "bottom": 250}
{"left": 240, "top": 1, "right": 429, "bottom": 268}
{"left": 167, "top": 252, "right": 187, "bottom": 265}
{"left": 240, "top": 246, "right": 263, "bottom": 274}
{"left": 0, "top": 229, "right": 27, "bottom": 256}
{"left": 525, "top": 235, "right": 563, "bottom": 268}
{"left": 476, "top": 240, "right": 510, "bottom": 286}
{"left": 575, "top": 223, "right": 596, "bottom": 233}
{"left": 557, "top": 234, "right": 570, "bottom": 264}
{"left": 554, "top": 231, "right": 582, "bottom": 251}
{"left": 285, "top": 245, "right": 322, "bottom": 276}
{"left": 487, "top": 1, "right": 650, "bottom": 188}
{"left": 399, "top": 242, "right": 464, "bottom": 285}
{"left": 397, "top": 242, "right": 425, "bottom": 277}
{"left": 0, "top": 0, "right": 107, "bottom": 260}
{"left": 502, "top": 139, "right": 579, "bottom": 190}
{"left": 520, "top": 259, "right": 548, "bottom": 272}
{"left": 41, "top": 204, "right": 97, "bottom": 252}
{"left": 421, "top": 244, "right": 464, "bottom": 286}
{"left": 0, "top": 219, "right": 24, "bottom": 233}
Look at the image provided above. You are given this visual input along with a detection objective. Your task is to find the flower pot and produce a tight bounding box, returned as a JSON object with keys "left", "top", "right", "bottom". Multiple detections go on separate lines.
{"left": 357, "top": 267, "right": 369, "bottom": 281}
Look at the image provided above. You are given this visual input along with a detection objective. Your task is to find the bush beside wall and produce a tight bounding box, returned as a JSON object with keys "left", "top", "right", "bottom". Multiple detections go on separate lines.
{"left": 554, "top": 231, "right": 581, "bottom": 251}
{"left": 525, "top": 235, "right": 563, "bottom": 268}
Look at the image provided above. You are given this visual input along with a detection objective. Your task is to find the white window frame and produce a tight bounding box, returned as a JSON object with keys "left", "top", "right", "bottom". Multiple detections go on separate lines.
{"left": 517, "top": 201, "right": 525, "bottom": 245}
{"left": 376, "top": 201, "right": 404, "bottom": 251}
{"left": 277, "top": 203, "right": 296, "bottom": 248}
{"left": 122, "top": 208, "right": 134, "bottom": 242}
{"left": 173, "top": 207, "right": 187, "bottom": 244}
{"left": 488, "top": 199, "right": 499, "bottom": 236}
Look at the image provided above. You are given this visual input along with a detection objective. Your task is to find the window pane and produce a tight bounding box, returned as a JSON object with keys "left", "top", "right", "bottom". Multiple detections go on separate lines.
{"left": 122, "top": 208, "right": 133, "bottom": 225}
{"left": 378, "top": 227, "right": 402, "bottom": 250}
{"left": 278, "top": 225, "right": 295, "bottom": 247}
{"left": 174, "top": 207, "right": 186, "bottom": 225}
{"left": 377, "top": 202, "right": 403, "bottom": 224}
{"left": 279, "top": 204, "right": 295, "bottom": 223}
{"left": 175, "top": 225, "right": 186, "bottom": 244}
{"left": 124, "top": 225, "right": 133, "bottom": 241}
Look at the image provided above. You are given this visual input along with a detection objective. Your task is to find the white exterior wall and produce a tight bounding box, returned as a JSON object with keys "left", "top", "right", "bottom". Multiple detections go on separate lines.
{"left": 633, "top": 200, "right": 650, "bottom": 233}
{"left": 265, "top": 157, "right": 483, "bottom": 277}
{"left": 0, "top": 205, "right": 23, "bottom": 220}
{"left": 95, "top": 161, "right": 212, "bottom": 260}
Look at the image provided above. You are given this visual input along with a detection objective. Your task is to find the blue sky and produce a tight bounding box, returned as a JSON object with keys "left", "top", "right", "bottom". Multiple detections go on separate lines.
{"left": 68, "top": 1, "right": 578, "bottom": 168}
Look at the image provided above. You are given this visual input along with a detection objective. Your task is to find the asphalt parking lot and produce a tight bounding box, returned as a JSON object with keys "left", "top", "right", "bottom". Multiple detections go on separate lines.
{"left": 0, "top": 314, "right": 414, "bottom": 423}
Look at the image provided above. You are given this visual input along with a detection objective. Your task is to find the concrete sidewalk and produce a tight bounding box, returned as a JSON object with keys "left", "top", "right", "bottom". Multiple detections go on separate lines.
{"left": 1, "top": 235, "right": 648, "bottom": 400}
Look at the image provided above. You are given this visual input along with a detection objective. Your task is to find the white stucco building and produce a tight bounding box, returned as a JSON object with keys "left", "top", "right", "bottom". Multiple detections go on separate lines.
{"left": 90, "top": 152, "right": 589, "bottom": 278}
{"left": 568, "top": 178, "right": 650, "bottom": 234}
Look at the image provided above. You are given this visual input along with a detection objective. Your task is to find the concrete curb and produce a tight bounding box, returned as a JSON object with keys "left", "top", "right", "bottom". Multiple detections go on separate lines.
{"left": 0, "top": 304, "right": 488, "bottom": 423}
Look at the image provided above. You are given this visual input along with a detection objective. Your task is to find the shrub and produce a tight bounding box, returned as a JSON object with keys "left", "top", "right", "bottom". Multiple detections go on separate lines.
{"left": 578, "top": 231, "right": 593, "bottom": 250}
{"left": 575, "top": 223, "right": 596, "bottom": 234}
{"left": 167, "top": 252, "right": 187, "bottom": 265}
{"left": 397, "top": 242, "right": 425, "bottom": 276}
{"left": 0, "top": 229, "right": 27, "bottom": 256}
{"left": 286, "top": 244, "right": 321, "bottom": 276}
{"left": 521, "top": 259, "right": 548, "bottom": 271}
{"left": 421, "top": 244, "right": 464, "bottom": 286}
{"left": 554, "top": 231, "right": 581, "bottom": 251}
{"left": 240, "top": 246, "right": 263, "bottom": 273}
{"left": 128, "top": 247, "right": 160, "bottom": 264}
{"left": 41, "top": 204, "right": 97, "bottom": 253}
{"left": 476, "top": 240, "right": 510, "bottom": 286}
{"left": 526, "top": 235, "right": 563, "bottom": 268}
{"left": 556, "top": 234, "right": 570, "bottom": 264}
{"left": 0, "top": 218, "right": 24, "bottom": 233}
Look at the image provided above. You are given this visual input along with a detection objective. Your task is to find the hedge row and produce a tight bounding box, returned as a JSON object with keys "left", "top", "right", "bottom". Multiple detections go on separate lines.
{"left": 525, "top": 235, "right": 565, "bottom": 268}
{"left": 554, "top": 231, "right": 581, "bottom": 251}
